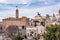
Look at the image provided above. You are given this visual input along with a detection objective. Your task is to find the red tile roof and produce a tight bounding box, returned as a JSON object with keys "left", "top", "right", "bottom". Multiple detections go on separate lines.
{"left": 3, "top": 16, "right": 29, "bottom": 21}
{"left": 3, "top": 17, "right": 20, "bottom": 21}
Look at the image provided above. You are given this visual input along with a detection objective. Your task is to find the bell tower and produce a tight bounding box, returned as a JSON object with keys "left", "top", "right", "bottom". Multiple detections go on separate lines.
{"left": 16, "top": 6, "right": 19, "bottom": 19}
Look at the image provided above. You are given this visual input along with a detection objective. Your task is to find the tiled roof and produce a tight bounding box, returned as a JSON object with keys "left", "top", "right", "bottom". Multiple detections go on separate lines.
{"left": 3, "top": 16, "right": 29, "bottom": 21}
{"left": 3, "top": 17, "right": 20, "bottom": 21}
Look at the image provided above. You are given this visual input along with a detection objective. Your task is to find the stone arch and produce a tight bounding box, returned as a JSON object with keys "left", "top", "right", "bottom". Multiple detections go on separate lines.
{"left": 4, "top": 25, "right": 19, "bottom": 40}
{"left": 6, "top": 25, "right": 19, "bottom": 30}
{"left": 0, "top": 24, "right": 4, "bottom": 33}
{"left": 5, "top": 25, "right": 19, "bottom": 34}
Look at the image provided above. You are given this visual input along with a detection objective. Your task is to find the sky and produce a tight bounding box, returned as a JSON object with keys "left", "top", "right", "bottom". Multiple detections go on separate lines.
{"left": 0, "top": 0, "right": 60, "bottom": 21}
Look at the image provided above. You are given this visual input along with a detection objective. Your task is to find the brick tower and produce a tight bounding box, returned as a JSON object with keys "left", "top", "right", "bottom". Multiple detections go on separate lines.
{"left": 16, "top": 6, "right": 19, "bottom": 19}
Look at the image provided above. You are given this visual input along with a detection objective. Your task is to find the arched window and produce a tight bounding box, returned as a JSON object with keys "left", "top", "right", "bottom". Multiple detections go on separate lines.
{"left": 0, "top": 26, "right": 2, "bottom": 30}
{"left": 22, "top": 26, "right": 25, "bottom": 29}
{"left": 1, "top": 27, "right": 2, "bottom": 30}
{"left": 0, "top": 26, "right": 3, "bottom": 33}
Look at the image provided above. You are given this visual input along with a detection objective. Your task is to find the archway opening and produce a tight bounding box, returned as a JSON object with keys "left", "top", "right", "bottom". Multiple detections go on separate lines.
{"left": 22, "top": 26, "right": 25, "bottom": 29}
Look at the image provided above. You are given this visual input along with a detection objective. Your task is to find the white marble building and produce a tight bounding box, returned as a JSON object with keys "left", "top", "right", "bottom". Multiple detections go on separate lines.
{"left": 26, "top": 27, "right": 37, "bottom": 37}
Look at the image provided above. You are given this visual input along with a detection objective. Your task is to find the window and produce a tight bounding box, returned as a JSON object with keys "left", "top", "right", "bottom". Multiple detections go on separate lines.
{"left": 41, "top": 22, "right": 45, "bottom": 27}
{"left": 30, "top": 31, "right": 34, "bottom": 36}
{"left": 0, "top": 27, "right": 2, "bottom": 30}
{"left": 34, "top": 22, "right": 37, "bottom": 27}
{"left": 22, "top": 26, "right": 25, "bottom": 29}
{"left": 28, "top": 33, "right": 29, "bottom": 36}
{"left": 0, "top": 27, "right": 3, "bottom": 33}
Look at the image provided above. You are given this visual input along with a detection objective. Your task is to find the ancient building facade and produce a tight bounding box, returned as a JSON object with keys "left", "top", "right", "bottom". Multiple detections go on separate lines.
{"left": 2, "top": 8, "right": 30, "bottom": 30}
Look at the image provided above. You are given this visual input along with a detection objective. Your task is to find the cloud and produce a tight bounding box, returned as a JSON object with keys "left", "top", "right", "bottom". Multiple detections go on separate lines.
{"left": 0, "top": 0, "right": 60, "bottom": 21}
{"left": 18, "top": 3, "right": 60, "bottom": 17}
{"left": 0, "top": 0, "right": 57, "bottom": 5}
{"left": 0, "top": 0, "right": 33, "bottom": 4}
{"left": 38, "top": 0, "right": 55, "bottom": 5}
{"left": 0, "top": 3, "right": 60, "bottom": 21}
{"left": 0, "top": 0, "right": 6, "bottom": 3}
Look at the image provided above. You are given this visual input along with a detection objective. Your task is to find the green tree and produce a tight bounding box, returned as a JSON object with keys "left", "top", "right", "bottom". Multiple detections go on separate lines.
{"left": 33, "top": 34, "right": 40, "bottom": 40}
{"left": 43, "top": 24, "right": 60, "bottom": 40}
{"left": 15, "top": 33, "right": 24, "bottom": 40}
{"left": 46, "top": 14, "right": 50, "bottom": 19}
